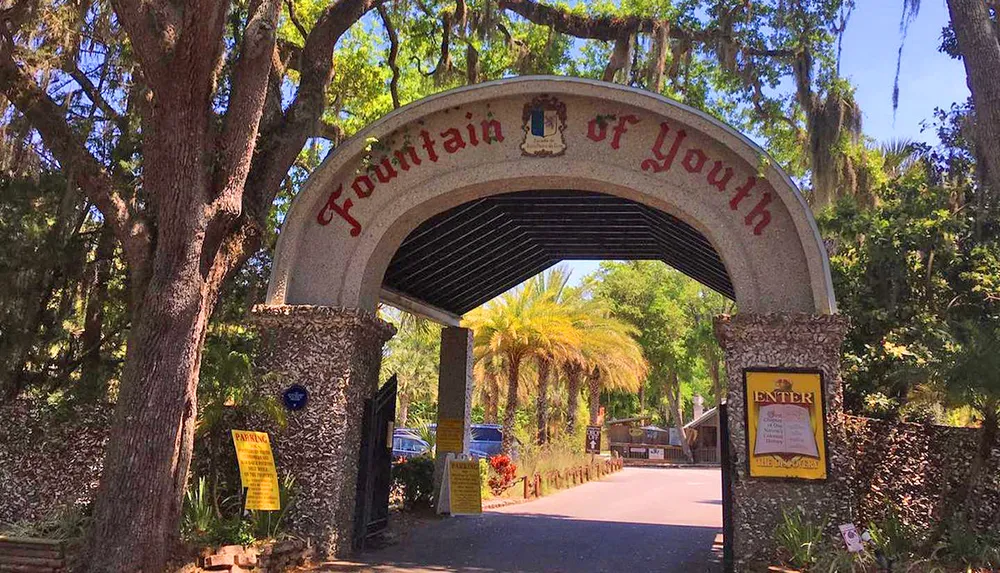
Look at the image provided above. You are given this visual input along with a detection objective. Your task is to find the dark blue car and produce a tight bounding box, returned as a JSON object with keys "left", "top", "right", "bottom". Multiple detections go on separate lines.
{"left": 395, "top": 424, "right": 503, "bottom": 459}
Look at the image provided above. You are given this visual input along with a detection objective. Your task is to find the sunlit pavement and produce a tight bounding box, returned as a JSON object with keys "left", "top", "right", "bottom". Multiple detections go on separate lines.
{"left": 319, "top": 467, "right": 723, "bottom": 573}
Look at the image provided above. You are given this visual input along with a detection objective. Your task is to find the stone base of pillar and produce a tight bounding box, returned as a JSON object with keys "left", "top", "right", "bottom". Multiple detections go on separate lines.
{"left": 715, "top": 313, "right": 851, "bottom": 570}
{"left": 252, "top": 305, "right": 395, "bottom": 559}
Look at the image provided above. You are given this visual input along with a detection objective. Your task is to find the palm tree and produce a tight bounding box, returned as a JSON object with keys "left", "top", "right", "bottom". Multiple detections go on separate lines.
{"left": 464, "top": 279, "right": 581, "bottom": 454}
{"left": 473, "top": 354, "right": 504, "bottom": 423}
{"left": 381, "top": 313, "right": 440, "bottom": 427}
{"left": 563, "top": 295, "right": 648, "bottom": 430}
{"left": 526, "top": 267, "right": 583, "bottom": 444}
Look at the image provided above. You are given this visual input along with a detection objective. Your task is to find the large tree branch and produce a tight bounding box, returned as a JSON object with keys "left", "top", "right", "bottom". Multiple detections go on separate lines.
{"left": 377, "top": 4, "right": 401, "bottom": 108}
{"left": 244, "top": 0, "right": 378, "bottom": 227}
{"left": 0, "top": 43, "right": 151, "bottom": 279}
{"left": 106, "top": 0, "right": 178, "bottom": 79}
{"left": 66, "top": 62, "right": 122, "bottom": 124}
{"left": 499, "top": 0, "right": 794, "bottom": 57}
{"left": 212, "top": 0, "right": 282, "bottom": 216}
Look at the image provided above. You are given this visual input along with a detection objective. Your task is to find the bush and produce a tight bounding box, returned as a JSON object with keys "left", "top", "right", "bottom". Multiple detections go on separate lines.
{"left": 774, "top": 508, "right": 825, "bottom": 569}
{"left": 181, "top": 473, "right": 296, "bottom": 546}
{"left": 487, "top": 454, "right": 518, "bottom": 496}
{"left": 249, "top": 474, "right": 296, "bottom": 541}
{"left": 392, "top": 455, "right": 435, "bottom": 510}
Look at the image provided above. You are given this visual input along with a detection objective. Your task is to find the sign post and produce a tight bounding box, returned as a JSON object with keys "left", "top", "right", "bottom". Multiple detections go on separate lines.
{"left": 585, "top": 425, "right": 601, "bottom": 454}
{"left": 231, "top": 430, "right": 281, "bottom": 511}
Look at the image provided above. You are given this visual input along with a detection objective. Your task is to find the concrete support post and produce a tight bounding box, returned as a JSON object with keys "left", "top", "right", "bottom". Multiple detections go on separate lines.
{"left": 252, "top": 305, "right": 395, "bottom": 559}
{"left": 434, "top": 326, "right": 474, "bottom": 499}
{"left": 715, "top": 313, "right": 852, "bottom": 570}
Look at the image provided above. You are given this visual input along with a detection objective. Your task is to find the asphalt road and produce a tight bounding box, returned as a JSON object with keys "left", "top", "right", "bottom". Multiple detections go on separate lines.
{"left": 326, "top": 466, "right": 723, "bottom": 573}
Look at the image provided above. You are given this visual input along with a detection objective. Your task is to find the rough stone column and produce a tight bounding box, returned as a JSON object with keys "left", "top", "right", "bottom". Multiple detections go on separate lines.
{"left": 252, "top": 305, "right": 395, "bottom": 558}
{"left": 434, "top": 326, "right": 474, "bottom": 499}
{"left": 715, "top": 313, "right": 852, "bottom": 570}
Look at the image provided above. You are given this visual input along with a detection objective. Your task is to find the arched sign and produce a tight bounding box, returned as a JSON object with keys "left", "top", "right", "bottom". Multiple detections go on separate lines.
{"left": 268, "top": 77, "right": 835, "bottom": 316}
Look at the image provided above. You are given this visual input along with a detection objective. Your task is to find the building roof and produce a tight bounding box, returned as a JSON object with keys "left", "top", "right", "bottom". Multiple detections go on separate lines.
{"left": 684, "top": 406, "right": 720, "bottom": 429}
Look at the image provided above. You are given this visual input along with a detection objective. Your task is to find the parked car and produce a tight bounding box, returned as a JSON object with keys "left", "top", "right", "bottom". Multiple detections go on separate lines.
{"left": 392, "top": 429, "right": 430, "bottom": 459}
{"left": 470, "top": 424, "right": 503, "bottom": 457}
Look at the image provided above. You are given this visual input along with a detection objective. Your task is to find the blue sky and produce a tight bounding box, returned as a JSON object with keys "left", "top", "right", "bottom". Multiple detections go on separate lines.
{"left": 561, "top": 1, "right": 969, "bottom": 285}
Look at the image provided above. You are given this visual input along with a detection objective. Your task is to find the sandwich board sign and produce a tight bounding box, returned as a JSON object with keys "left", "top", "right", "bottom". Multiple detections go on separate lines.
{"left": 585, "top": 425, "right": 601, "bottom": 454}
{"left": 436, "top": 453, "right": 482, "bottom": 515}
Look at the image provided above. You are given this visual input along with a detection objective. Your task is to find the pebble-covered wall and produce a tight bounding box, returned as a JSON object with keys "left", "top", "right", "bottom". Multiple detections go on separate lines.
{"left": 0, "top": 401, "right": 111, "bottom": 524}
{"left": 845, "top": 415, "right": 1000, "bottom": 534}
{"left": 251, "top": 305, "right": 395, "bottom": 558}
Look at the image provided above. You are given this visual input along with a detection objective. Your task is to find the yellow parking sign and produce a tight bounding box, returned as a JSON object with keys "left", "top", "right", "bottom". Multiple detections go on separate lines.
{"left": 231, "top": 430, "right": 281, "bottom": 510}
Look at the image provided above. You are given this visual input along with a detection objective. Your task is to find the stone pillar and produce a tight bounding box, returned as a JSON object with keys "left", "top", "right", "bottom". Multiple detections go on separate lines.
{"left": 714, "top": 313, "right": 852, "bottom": 570}
{"left": 434, "top": 326, "right": 474, "bottom": 499}
{"left": 252, "top": 305, "right": 395, "bottom": 558}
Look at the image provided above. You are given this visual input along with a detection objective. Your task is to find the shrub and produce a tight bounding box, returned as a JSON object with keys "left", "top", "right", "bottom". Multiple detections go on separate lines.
{"left": 392, "top": 455, "right": 435, "bottom": 510}
{"left": 487, "top": 454, "right": 517, "bottom": 496}
{"left": 935, "top": 513, "right": 1000, "bottom": 569}
{"left": 774, "top": 508, "right": 825, "bottom": 569}
{"left": 181, "top": 476, "right": 216, "bottom": 541}
{"left": 249, "top": 474, "right": 296, "bottom": 541}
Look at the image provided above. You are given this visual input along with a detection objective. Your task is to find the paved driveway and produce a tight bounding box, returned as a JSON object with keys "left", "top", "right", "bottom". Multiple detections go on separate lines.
{"left": 324, "top": 467, "right": 723, "bottom": 573}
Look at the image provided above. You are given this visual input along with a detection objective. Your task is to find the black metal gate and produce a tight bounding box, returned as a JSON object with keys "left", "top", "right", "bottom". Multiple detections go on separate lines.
{"left": 719, "top": 400, "right": 735, "bottom": 572}
{"left": 353, "top": 375, "right": 397, "bottom": 550}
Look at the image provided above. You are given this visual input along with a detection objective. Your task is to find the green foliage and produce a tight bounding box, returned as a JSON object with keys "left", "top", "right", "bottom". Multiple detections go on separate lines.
{"left": 594, "top": 261, "right": 728, "bottom": 423}
{"left": 181, "top": 473, "right": 295, "bottom": 547}
{"left": 934, "top": 514, "right": 1000, "bottom": 569}
{"left": 391, "top": 455, "right": 436, "bottom": 511}
{"left": 0, "top": 503, "right": 91, "bottom": 540}
{"left": 181, "top": 477, "right": 216, "bottom": 541}
{"left": 249, "top": 474, "right": 296, "bottom": 541}
{"left": 774, "top": 508, "right": 826, "bottom": 569}
{"left": 380, "top": 310, "right": 441, "bottom": 427}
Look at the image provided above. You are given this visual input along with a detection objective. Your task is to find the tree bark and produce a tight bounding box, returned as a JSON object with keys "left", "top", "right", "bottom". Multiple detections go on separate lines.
{"left": 485, "top": 370, "right": 500, "bottom": 423}
{"left": 87, "top": 263, "right": 217, "bottom": 571}
{"left": 947, "top": 0, "right": 1000, "bottom": 219}
{"left": 398, "top": 393, "right": 411, "bottom": 427}
{"left": 535, "top": 358, "right": 550, "bottom": 445}
{"left": 566, "top": 364, "right": 581, "bottom": 433}
{"left": 588, "top": 369, "right": 601, "bottom": 425}
{"left": 666, "top": 371, "right": 693, "bottom": 463}
{"left": 79, "top": 224, "right": 115, "bottom": 400}
{"left": 501, "top": 355, "right": 521, "bottom": 455}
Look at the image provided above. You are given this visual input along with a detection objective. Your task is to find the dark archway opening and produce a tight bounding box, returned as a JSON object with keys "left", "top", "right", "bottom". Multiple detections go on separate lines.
{"left": 382, "top": 190, "right": 734, "bottom": 315}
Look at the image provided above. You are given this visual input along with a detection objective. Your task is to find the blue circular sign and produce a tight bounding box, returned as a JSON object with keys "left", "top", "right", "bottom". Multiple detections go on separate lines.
{"left": 282, "top": 384, "right": 309, "bottom": 411}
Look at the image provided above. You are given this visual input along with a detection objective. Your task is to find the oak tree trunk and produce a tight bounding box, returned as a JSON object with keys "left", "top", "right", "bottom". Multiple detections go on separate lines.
{"left": 87, "top": 272, "right": 215, "bottom": 571}
{"left": 501, "top": 356, "right": 521, "bottom": 455}
{"left": 666, "top": 371, "right": 693, "bottom": 463}
{"left": 85, "top": 82, "right": 223, "bottom": 569}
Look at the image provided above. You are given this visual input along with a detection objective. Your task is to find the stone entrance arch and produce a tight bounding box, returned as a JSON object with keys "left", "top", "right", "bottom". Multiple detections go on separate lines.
{"left": 255, "top": 77, "right": 849, "bottom": 568}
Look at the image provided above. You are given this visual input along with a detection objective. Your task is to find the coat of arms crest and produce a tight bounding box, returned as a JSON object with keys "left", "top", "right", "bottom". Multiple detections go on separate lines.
{"left": 520, "top": 95, "right": 567, "bottom": 157}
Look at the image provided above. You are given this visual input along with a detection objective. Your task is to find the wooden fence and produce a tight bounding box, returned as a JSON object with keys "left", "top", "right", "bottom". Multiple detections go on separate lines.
{"left": 610, "top": 442, "right": 719, "bottom": 464}
{"left": 521, "top": 457, "right": 624, "bottom": 499}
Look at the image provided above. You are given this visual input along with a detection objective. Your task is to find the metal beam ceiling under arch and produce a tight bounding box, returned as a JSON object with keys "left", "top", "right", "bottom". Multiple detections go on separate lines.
{"left": 382, "top": 190, "right": 734, "bottom": 316}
